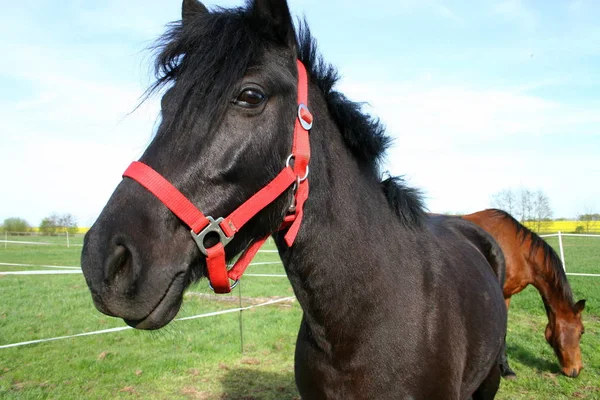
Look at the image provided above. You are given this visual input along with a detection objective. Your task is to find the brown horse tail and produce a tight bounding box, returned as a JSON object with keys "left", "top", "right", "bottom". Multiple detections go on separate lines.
{"left": 489, "top": 209, "right": 575, "bottom": 307}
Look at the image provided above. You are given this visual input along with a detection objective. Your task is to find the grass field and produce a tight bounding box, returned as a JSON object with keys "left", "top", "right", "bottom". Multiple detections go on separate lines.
{"left": 0, "top": 235, "right": 599, "bottom": 399}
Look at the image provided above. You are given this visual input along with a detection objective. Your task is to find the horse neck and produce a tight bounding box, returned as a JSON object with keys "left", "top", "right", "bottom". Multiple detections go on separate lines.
{"left": 274, "top": 89, "right": 412, "bottom": 346}
{"left": 523, "top": 236, "right": 574, "bottom": 318}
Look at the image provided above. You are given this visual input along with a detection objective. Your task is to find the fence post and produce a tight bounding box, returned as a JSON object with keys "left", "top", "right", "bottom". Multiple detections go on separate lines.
{"left": 238, "top": 280, "right": 244, "bottom": 354}
{"left": 558, "top": 231, "right": 566, "bottom": 272}
{"left": 4, "top": 231, "right": 6, "bottom": 250}
{"left": 66, "top": 231, "right": 70, "bottom": 248}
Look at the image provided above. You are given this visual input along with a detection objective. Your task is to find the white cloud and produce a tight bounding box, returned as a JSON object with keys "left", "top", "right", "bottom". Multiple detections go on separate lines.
{"left": 435, "top": 4, "right": 463, "bottom": 24}
{"left": 2, "top": 0, "right": 599, "bottom": 226}
{"left": 337, "top": 77, "right": 600, "bottom": 217}
{"left": 492, "top": 0, "right": 538, "bottom": 30}
{"left": 0, "top": 45, "right": 160, "bottom": 226}
{"left": 339, "top": 79, "right": 598, "bottom": 145}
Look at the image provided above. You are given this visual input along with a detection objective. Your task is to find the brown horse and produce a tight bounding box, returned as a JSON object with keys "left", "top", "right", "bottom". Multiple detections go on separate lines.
{"left": 462, "top": 209, "right": 586, "bottom": 378}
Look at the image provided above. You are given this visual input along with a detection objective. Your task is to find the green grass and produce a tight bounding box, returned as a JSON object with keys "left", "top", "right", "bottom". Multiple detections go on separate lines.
{"left": 1, "top": 304, "right": 302, "bottom": 399}
{"left": 1, "top": 237, "right": 599, "bottom": 399}
{"left": 0, "top": 244, "right": 82, "bottom": 267}
{"left": 496, "top": 278, "right": 600, "bottom": 399}
{"left": 545, "top": 236, "right": 600, "bottom": 276}
{"left": 2, "top": 233, "right": 84, "bottom": 245}
{"left": 0, "top": 246, "right": 300, "bottom": 400}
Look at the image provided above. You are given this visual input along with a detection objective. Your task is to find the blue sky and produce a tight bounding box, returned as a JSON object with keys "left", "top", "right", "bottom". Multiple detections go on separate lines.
{"left": 1, "top": 0, "right": 599, "bottom": 227}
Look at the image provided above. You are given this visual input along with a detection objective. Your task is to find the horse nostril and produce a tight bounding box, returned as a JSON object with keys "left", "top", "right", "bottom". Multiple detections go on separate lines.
{"left": 105, "top": 244, "right": 132, "bottom": 282}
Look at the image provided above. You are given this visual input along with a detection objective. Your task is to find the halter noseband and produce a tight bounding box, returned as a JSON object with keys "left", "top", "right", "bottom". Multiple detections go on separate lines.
{"left": 122, "top": 60, "right": 312, "bottom": 293}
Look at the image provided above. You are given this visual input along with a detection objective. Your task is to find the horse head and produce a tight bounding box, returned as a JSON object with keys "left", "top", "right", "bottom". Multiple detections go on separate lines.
{"left": 544, "top": 299, "right": 586, "bottom": 377}
{"left": 81, "top": 0, "right": 304, "bottom": 329}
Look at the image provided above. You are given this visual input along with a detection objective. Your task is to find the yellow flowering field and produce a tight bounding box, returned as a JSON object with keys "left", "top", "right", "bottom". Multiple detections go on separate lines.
{"left": 524, "top": 220, "right": 600, "bottom": 234}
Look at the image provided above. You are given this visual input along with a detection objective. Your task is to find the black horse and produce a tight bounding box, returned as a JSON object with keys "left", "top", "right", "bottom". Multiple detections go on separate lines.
{"left": 81, "top": 0, "right": 507, "bottom": 398}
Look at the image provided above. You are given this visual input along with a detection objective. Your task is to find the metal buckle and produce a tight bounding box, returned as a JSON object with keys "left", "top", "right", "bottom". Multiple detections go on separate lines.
{"left": 190, "top": 216, "right": 234, "bottom": 256}
{"left": 298, "top": 103, "right": 313, "bottom": 130}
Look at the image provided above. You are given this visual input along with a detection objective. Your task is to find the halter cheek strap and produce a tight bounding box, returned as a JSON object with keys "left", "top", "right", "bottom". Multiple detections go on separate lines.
{"left": 122, "top": 60, "right": 312, "bottom": 293}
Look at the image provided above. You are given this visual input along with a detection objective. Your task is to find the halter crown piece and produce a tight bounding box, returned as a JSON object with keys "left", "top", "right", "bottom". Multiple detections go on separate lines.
{"left": 122, "top": 60, "right": 312, "bottom": 293}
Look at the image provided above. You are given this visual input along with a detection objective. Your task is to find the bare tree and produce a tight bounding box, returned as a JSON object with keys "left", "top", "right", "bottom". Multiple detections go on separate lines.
{"left": 532, "top": 190, "right": 553, "bottom": 232}
{"left": 518, "top": 188, "right": 534, "bottom": 223}
{"left": 39, "top": 213, "right": 78, "bottom": 235}
{"left": 490, "top": 189, "right": 516, "bottom": 215}
{"left": 490, "top": 187, "right": 552, "bottom": 227}
{"left": 578, "top": 204, "right": 599, "bottom": 233}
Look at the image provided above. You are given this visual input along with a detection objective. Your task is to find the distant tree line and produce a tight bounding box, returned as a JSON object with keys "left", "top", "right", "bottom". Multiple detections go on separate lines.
{"left": 490, "top": 189, "right": 600, "bottom": 233}
{"left": 39, "top": 213, "right": 78, "bottom": 235}
{"left": 490, "top": 188, "right": 553, "bottom": 232}
{"left": 1, "top": 213, "right": 78, "bottom": 235}
{"left": 578, "top": 212, "right": 599, "bottom": 233}
{"left": 0, "top": 217, "right": 31, "bottom": 234}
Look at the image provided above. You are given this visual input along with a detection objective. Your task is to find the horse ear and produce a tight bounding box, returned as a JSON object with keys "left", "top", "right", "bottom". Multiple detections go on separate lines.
{"left": 250, "top": 0, "right": 297, "bottom": 47}
{"left": 574, "top": 299, "right": 586, "bottom": 314}
{"left": 182, "top": 0, "right": 208, "bottom": 23}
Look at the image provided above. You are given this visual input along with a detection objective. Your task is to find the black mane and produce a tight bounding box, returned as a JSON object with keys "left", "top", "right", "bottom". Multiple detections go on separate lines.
{"left": 381, "top": 177, "right": 427, "bottom": 228}
{"left": 296, "top": 25, "right": 426, "bottom": 227}
{"left": 295, "top": 25, "right": 391, "bottom": 169}
{"left": 149, "top": 7, "right": 259, "bottom": 133}
{"left": 490, "top": 209, "right": 576, "bottom": 308}
{"left": 149, "top": 2, "right": 425, "bottom": 226}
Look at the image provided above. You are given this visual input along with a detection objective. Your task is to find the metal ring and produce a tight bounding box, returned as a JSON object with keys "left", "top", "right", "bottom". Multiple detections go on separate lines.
{"left": 285, "top": 154, "right": 309, "bottom": 182}
{"left": 286, "top": 154, "right": 294, "bottom": 169}
{"left": 208, "top": 279, "right": 239, "bottom": 292}
{"left": 298, "top": 166, "right": 309, "bottom": 182}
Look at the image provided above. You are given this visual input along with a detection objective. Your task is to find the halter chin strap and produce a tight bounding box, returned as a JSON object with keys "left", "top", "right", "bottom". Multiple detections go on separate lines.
{"left": 122, "top": 60, "right": 312, "bottom": 293}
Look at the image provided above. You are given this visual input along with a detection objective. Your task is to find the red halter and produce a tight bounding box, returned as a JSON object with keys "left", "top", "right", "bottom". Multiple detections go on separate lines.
{"left": 122, "top": 60, "right": 312, "bottom": 293}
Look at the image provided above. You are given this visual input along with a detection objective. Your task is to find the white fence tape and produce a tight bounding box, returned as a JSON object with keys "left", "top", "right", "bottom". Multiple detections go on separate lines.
{"left": 0, "top": 261, "right": 283, "bottom": 276}
{"left": 1, "top": 270, "right": 83, "bottom": 275}
{"left": 0, "top": 240, "right": 52, "bottom": 245}
{"left": 1, "top": 239, "right": 277, "bottom": 251}
{"left": 538, "top": 231, "right": 600, "bottom": 277}
{"left": 0, "top": 262, "right": 80, "bottom": 269}
{"left": 540, "top": 233, "right": 600, "bottom": 238}
{"left": 241, "top": 262, "right": 280, "bottom": 265}
{"left": 0, "top": 296, "right": 296, "bottom": 350}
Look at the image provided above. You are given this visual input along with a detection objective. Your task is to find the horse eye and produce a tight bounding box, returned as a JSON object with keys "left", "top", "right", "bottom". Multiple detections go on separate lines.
{"left": 235, "top": 88, "right": 266, "bottom": 107}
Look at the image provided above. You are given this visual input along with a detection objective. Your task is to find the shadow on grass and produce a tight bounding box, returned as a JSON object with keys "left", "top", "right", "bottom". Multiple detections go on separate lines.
{"left": 507, "top": 342, "right": 561, "bottom": 374}
{"left": 220, "top": 367, "right": 299, "bottom": 400}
